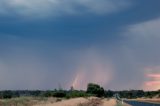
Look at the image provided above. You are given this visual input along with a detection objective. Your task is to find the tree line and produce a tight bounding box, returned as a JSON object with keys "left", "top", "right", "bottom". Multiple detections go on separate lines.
{"left": 0, "top": 83, "right": 159, "bottom": 99}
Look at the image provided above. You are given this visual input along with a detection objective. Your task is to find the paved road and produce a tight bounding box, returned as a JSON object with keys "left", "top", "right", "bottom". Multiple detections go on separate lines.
{"left": 125, "top": 100, "right": 160, "bottom": 106}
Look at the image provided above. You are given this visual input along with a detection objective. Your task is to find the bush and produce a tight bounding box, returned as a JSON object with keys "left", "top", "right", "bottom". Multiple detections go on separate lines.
{"left": 42, "top": 91, "right": 53, "bottom": 97}
{"left": 2, "top": 91, "right": 13, "bottom": 99}
{"left": 53, "top": 91, "right": 66, "bottom": 98}
{"left": 66, "top": 90, "right": 88, "bottom": 99}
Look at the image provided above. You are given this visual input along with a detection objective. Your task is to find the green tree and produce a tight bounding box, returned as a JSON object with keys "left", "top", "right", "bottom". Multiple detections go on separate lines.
{"left": 86, "top": 83, "right": 104, "bottom": 97}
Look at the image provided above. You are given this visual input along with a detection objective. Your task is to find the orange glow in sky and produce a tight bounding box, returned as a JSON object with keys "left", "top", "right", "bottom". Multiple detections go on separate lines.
{"left": 147, "top": 74, "right": 160, "bottom": 78}
{"left": 145, "top": 81, "right": 160, "bottom": 86}
{"left": 144, "top": 73, "right": 160, "bottom": 91}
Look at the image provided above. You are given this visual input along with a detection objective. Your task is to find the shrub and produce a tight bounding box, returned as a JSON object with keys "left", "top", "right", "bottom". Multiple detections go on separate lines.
{"left": 66, "top": 90, "right": 88, "bottom": 99}
{"left": 53, "top": 91, "right": 66, "bottom": 98}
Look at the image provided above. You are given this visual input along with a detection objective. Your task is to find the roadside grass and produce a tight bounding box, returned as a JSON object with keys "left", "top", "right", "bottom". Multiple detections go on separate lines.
{"left": 116, "top": 102, "right": 123, "bottom": 106}
{"left": 115, "top": 100, "right": 130, "bottom": 106}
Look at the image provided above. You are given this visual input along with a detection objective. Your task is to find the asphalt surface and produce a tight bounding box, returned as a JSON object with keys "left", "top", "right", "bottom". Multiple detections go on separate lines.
{"left": 124, "top": 100, "right": 160, "bottom": 106}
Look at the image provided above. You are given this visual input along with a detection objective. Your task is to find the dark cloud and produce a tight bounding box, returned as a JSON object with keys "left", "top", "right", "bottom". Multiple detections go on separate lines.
{"left": 0, "top": 0, "right": 160, "bottom": 90}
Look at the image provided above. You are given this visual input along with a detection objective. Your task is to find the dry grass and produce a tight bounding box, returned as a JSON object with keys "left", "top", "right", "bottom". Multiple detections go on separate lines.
{"left": 34, "top": 97, "right": 88, "bottom": 106}
{"left": 78, "top": 97, "right": 102, "bottom": 106}
{"left": 0, "top": 97, "right": 133, "bottom": 106}
{"left": 34, "top": 98, "right": 127, "bottom": 106}
{"left": 0, "top": 97, "right": 58, "bottom": 106}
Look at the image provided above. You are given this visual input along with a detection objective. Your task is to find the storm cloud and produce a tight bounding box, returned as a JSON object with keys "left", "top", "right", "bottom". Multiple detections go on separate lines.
{"left": 0, "top": 0, "right": 160, "bottom": 91}
{"left": 0, "top": 0, "right": 130, "bottom": 18}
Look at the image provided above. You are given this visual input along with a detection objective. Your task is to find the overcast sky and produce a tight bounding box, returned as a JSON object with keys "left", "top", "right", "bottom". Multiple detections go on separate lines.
{"left": 0, "top": 0, "right": 160, "bottom": 91}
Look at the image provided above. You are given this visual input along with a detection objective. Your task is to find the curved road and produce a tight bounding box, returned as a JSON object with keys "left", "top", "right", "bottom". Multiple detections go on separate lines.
{"left": 124, "top": 100, "right": 160, "bottom": 106}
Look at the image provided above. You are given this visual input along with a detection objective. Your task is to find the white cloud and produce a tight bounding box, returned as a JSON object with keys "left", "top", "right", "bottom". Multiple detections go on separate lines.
{"left": 125, "top": 18, "right": 160, "bottom": 38}
{"left": 0, "top": 0, "right": 130, "bottom": 18}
